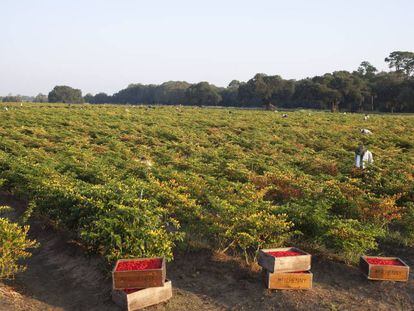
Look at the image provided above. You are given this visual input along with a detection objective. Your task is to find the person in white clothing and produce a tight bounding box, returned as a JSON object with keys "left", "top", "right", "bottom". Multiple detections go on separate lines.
{"left": 355, "top": 144, "right": 373, "bottom": 169}
{"left": 360, "top": 128, "right": 372, "bottom": 135}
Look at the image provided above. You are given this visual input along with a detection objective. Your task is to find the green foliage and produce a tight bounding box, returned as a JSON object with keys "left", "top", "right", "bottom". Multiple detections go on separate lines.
{"left": 392, "top": 202, "right": 414, "bottom": 246}
{"left": 385, "top": 51, "right": 414, "bottom": 76}
{"left": 238, "top": 74, "right": 295, "bottom": 107}
{"left": 357, "top": 61, "right": 378, "bottom": 79}
{"left": 33, "top": 93, "right": 48, "bottom": 103}
{"left": 280, "top": 200, "right": 386, "bottom": 263}
{"left": 0, "top": 205, "right": 12, "bottom": 213}
{"left": 48, "top": 85, "right": 83, "bottom": 104}
{"left": 0, "top": 207, "right": 38, "bottom": 279}
{"left": 324, "top": 219, "right": 383, "bottom": 263}
{"left": 80, "top": 202, "right": 184, "bottom": 262}
{"left": 0, "top": 104, "right": 413, "bottom": 264}
{"left": 185, "top": 82, "right": 222, "bottom": 106}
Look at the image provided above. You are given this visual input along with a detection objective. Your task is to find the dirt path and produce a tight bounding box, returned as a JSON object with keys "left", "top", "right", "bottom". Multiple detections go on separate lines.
{"left": 1, "top": 192, "right": 414, "bottom": 310}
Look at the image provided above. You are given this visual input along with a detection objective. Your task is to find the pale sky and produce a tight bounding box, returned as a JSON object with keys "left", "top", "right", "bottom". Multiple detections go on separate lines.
{"left": 1, "top": 0, "right": 413, "bottom": 96}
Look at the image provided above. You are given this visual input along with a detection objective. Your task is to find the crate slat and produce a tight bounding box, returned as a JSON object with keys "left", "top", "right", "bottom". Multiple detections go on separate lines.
{"left": 263, "top": 270, "right": 313, "bottom": 290}
{"left": 112, "top": 280, "right": 172, "bottom": 311}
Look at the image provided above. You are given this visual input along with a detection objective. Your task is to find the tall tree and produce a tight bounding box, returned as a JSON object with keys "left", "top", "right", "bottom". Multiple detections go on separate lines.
{"left": 84, "top": 93, "right": 94, "bottom": 103}
{"left": 48, "top": 86, "right": 83, "bottom": 103}
{"left": 93, "top": 93, "right": 111, "bottom": 104}
{"left": 373, "top": 72, "right": 404, "bottom": 113}
{"left": 220, "top": 80, "right": 242, "bottom": 107}
{"left": 293, "top": 79, "right": 340, "bottom": 110}
{"left": 156, "top": 81, "right": 191, "bottom": 105}
{"left": 396, "top": 79, "right": 414, "bottom": 112}
{"left": 357, "top": 61, "right": 378, "bottom": 80}
{"left": 33, "top": 93, "right": 48, "bottom": 103}
{"left": 185, "top": 82, "right": 222, "bottom": 106}
{"left": 385, "top": 51, "right": 414, "bottom": 77}
{"left": 314, "top": 71, "right": 370, "bottom": 112}
{"left": 239, "top": 74, "right": 294, "bottom": 108}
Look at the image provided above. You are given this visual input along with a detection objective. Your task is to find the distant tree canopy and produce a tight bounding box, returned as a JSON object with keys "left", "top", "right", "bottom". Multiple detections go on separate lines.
{"left": 48, "top": 85, "right": 83, "bottom": 104}
{"left": 104, "top": 81, "right": 191, "bottom": 105}
{"left": 34, "top": 93, "right": 48, "bottom": 103}
{"left": 185, "top": 82, "right": 222, "bottom": 106}
{"left": 85, "top": 92, "right": 111, "bottom": 104}
{"left": 1, "top": 95, "right": 22, "bottom": 102}
{"left": 13, "top": 50, "right": 407, "bottom": 112}
{"left": 357, "top": 61, "right": 378, "bottom": 79}
{"left": 238, "top": 74, "right": 295, "bottom": 109}
{"left": 385, "top": 51, "right": 414, "bottom": 77}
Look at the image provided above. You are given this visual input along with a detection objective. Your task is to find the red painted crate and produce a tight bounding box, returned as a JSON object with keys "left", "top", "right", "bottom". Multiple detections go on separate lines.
{"left": 112, "top": 257, "right": 166, "bottom": 290}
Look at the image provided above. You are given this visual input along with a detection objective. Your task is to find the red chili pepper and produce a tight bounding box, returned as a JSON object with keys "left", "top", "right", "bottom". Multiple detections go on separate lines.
{"left": 116, "top": 258, "right": 162, "bottom": 271}
{"left": 267, "top": 250, "right": 302, "bottom": 257}
{"left": 365, "top": 258, "right": 404, "bottom": 266}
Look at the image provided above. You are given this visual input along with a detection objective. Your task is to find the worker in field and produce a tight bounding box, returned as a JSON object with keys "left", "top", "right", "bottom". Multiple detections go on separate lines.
{"left": 354, "top": 144, "right": 373, "bottom": 169}
{"left": 360, "top": 128, "right": 373, "bottom": 135}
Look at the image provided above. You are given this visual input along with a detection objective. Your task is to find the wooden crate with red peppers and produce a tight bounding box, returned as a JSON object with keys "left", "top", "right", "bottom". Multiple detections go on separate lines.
{"left": 111, "top": 257, "right": 172, "bottom": 310}
{"left": 359, "top": 256, "right": 409, "bottom": 282}
{"left": 259, "top": 247, "right": 313, "bottom": 290}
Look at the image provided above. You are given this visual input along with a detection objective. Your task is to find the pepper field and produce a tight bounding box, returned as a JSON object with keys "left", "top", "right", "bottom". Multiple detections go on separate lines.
{"left": 1, "top": 103, "right": 413, "bottom": 264}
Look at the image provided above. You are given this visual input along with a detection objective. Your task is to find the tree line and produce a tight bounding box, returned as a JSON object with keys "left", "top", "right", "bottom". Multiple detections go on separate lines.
{"left": 2, "top": 51, "right": 414, "bottom": 112}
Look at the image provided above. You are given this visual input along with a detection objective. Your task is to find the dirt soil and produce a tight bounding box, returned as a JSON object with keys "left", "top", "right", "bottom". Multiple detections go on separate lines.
{"left": 1, "top": 192, "right": 414, "bottom": 311}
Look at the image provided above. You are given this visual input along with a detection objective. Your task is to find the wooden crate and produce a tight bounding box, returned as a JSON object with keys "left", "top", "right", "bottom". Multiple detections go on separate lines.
{"left": 263, "top": 270, "right": 313, "bottom": 290}
{"left": 112, "top": 280, "right": 172, "bottom": 311}
{"left": 112, "top": 257, "right": 166, "bottom": 290}
{"left": 359, "top": 256, "right": 409, "bottom": 282}
{"left": 258, "top": 247, "right": 311, "bottom": 273}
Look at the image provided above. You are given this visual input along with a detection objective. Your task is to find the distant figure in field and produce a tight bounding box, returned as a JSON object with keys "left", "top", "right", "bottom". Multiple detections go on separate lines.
{"left": 360, "top": 128, "right": 372, "bottom": 135}
{"left": 140, "top": 156, "right": 153, "bottom": 168}
{"left": 282, "top": 114, "right": 288, "bottom": 118}
{"left": 364, "top": 114, "right": 370, "bottom": 120}
{"left": 355, "top": 144, "right": 373, "bottom": 169}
